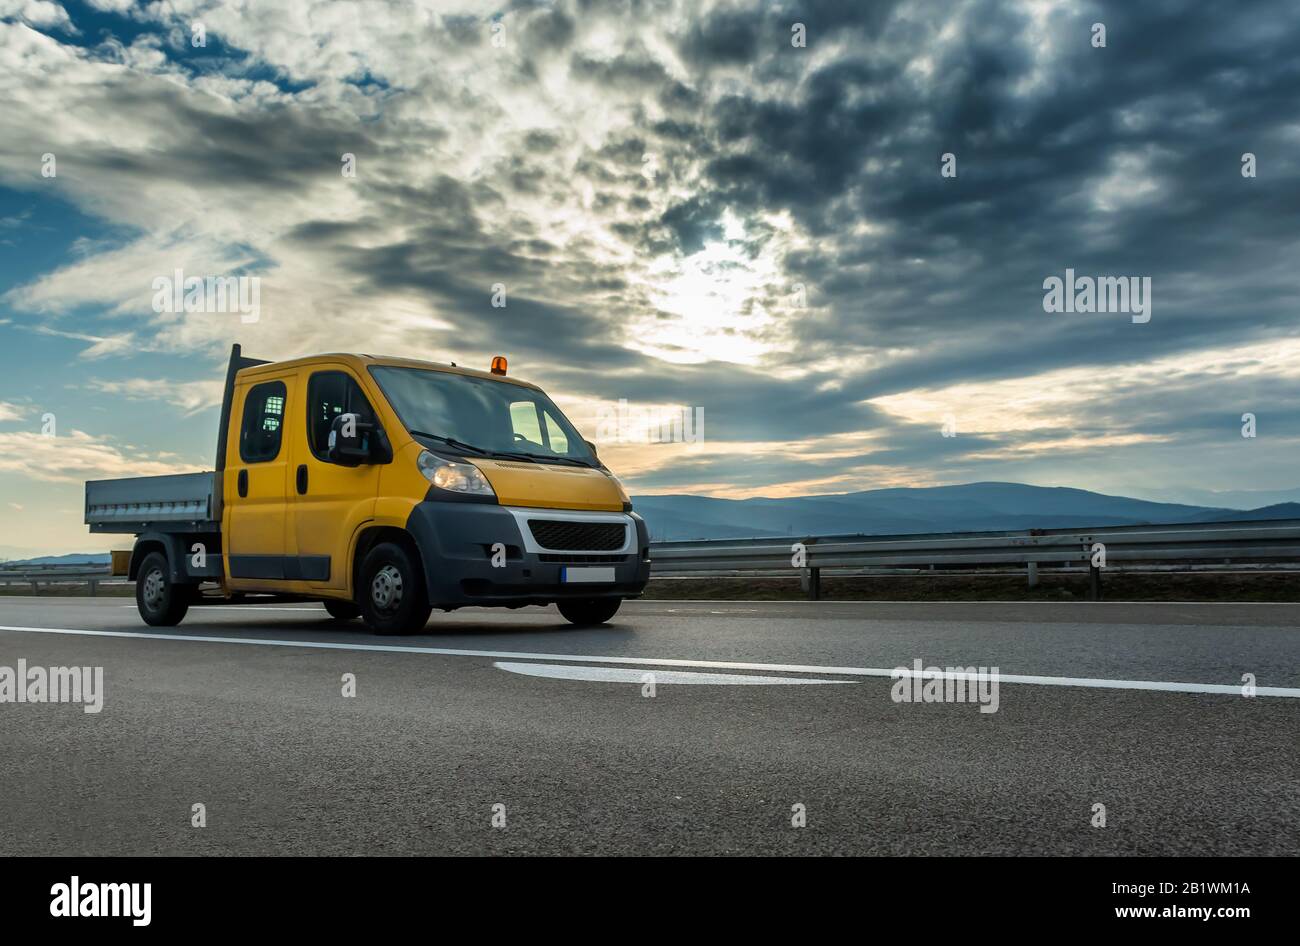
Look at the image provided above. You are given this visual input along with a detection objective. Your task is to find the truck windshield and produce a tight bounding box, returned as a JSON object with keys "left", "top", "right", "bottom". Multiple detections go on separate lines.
{"left": 369, "top": 365, "right": 596, "bottom": 465}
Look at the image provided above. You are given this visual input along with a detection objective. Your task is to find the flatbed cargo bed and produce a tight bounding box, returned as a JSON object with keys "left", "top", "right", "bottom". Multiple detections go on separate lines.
{"left": 85, "top": 472, "right": 219, "bottom": 534}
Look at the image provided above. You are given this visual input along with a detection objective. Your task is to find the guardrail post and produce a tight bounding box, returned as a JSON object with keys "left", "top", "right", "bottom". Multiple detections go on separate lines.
{"left": 1027, "top": 562, "right": 1039, "bottom": 588}
{"left": 88, "top": 579, "right": 98, "bottom": 597}
{"left": 807, "top": 567, "right": 821, "bottom": 600}
{"left": 30, "top": 580, "right": 38, "bottom": 595}
{"left": 1088, "top": 565, "right": 1102, "bottom": 601}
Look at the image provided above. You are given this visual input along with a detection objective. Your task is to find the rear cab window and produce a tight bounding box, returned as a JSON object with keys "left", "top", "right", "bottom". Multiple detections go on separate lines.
{"left": 239, "top": 380, "right": 287, "bottom": 463}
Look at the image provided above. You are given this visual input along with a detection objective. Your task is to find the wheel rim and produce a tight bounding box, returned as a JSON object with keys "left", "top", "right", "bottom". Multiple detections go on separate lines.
{"left": 142, "top": 568, "right": 166, "bottom": 610}
{"left": 371, "top": 564, "right": 404, "bottom": 612}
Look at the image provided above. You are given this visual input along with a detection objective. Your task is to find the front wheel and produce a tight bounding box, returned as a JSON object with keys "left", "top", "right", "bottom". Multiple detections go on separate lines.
{"left": 135, "top": 551, "right": 193, "bottom": 626}
{"left": 557, "top": 598, "right": 621, "bottom": 626}
{"left": 358, "top": 542, "right": 431, "bottom": 635}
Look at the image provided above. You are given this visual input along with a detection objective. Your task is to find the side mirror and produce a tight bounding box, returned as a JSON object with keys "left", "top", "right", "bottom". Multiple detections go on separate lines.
{"left": 327, "top": 413, "right": 373, "bottom": 466}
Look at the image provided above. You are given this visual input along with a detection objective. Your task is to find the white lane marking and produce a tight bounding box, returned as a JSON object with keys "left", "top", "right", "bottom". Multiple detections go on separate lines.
{"left": 634, "top": 599, "right": 1297, "bottom": 607}
{"left": 493, "top": 661, "right": 848, "bottom": 685}
{"left": 1, "top": 624, "right": 1297, "bottom": 698}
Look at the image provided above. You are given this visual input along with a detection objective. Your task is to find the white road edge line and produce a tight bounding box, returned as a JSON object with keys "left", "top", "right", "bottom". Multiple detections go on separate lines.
{"left": 0, "top": 624, "right": 1295, "bottom": 698}
{"left": 632, "top": 599, "right": 1296, "bottom": 606}
{"left": 104, "top": 598, "right": 1295, "bottom": 613}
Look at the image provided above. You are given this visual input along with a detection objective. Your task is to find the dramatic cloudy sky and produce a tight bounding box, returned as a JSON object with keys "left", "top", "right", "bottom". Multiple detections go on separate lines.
{"left": 1, "top": 0, "right": 1299, "bottom": 555}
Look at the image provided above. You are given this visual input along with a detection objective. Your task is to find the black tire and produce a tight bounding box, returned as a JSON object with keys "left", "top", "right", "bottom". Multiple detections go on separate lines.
{"left": 135, "top": 551, "right": 193, "bottom": 627}
{"left": 557, "top": 598, "right": 621, "bottom": 626}
{"left": 358, "top": 542, "right": 431, "bottom": 635}
{"left": 323, "top": 600, "right": 362, "bottom": 621}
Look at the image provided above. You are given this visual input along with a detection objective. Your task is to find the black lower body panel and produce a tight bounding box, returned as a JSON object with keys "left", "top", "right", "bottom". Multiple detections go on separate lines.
{"left": 227, "top": 554, "right": 330, "bottom": 582}
{"left": 404, "top": 501, "right": 651, "bottom": 609}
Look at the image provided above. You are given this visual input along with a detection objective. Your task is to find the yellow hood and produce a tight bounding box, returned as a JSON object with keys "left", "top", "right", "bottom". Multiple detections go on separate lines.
{"left": 470, "top": 459, "right": 628, "bottom": 511}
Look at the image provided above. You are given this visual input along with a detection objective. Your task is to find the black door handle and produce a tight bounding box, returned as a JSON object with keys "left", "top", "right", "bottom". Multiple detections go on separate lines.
{"left": 296, "top": 464, "right": 308, "bottom": 495}
{"left": 237, "top": 469, "right": 248, "bottom": 498}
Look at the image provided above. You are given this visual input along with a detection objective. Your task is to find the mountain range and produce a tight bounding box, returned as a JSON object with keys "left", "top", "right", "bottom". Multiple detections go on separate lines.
{"left": 630, "top": 482, "right": 1300, "bottom": 541}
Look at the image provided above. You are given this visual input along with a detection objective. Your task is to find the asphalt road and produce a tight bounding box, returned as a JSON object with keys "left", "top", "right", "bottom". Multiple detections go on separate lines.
{"left": 1, "top": 596, "right": 1297, "bottom": 855}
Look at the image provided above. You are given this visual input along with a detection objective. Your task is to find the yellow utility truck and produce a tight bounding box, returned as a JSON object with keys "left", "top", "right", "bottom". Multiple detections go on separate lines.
{"left": 86, "top": 345, "right": 650, "bottom": 633}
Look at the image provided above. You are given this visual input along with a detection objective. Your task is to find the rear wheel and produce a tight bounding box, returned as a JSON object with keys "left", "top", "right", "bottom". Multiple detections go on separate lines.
{"left": 135, "top": 551, "right": 193, "bottom": 626}
{"left": 323, "top": 600, "right": 362, "bottom": 621}
{"left": 358, "top": 542, "right": 431, "bottom": 635}
{"left": 557, "top": 598, "right": 621, "bottom": 626}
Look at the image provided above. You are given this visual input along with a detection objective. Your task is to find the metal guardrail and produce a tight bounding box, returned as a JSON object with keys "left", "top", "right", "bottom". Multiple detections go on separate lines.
{"left": 647, "top": 518, "right": 1300, "bottom": 599}
{"left": 0, "top": 565, "right": 122, "bottom": 595}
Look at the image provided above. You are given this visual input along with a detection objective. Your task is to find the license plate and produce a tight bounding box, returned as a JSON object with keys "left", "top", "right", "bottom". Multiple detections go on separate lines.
{"left": 561, "top": 566, "right": 615, "bottom": 583}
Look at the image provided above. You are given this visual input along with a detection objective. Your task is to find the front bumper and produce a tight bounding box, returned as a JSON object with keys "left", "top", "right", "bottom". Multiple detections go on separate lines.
{"left": 405, "top": 500, "right": 651, "bottom": 608}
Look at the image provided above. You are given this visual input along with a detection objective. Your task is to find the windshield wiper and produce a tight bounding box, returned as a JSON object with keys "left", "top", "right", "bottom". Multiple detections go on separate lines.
{"left": 409, "top": 432, "right": 593, "bottom": 467}
{"left": 408, "top": 430, "right": 491, "bottom": 456}
{"left": 496, "top": 451, "right": 593, "bottom": 467}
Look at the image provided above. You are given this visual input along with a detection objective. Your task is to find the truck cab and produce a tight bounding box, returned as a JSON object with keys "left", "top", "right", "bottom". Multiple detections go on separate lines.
{"left": 86, "top": 346, "right": 651, "bottom": 633}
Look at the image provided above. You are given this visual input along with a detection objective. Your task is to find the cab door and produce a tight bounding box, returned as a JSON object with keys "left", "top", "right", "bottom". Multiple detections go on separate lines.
{"left": 224, "top": 377, "right": 293, "bottom": 586}
{"left": 288, "top": 367, "right": 384, "bottom": 591}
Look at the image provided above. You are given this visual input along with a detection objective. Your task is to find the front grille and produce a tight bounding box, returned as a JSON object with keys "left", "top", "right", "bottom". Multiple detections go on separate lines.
{"left": 528, "top": 519, "right": 626, "bottom": 551}
{"left": 538, "top": 553, "right": 628, "bottom": 563}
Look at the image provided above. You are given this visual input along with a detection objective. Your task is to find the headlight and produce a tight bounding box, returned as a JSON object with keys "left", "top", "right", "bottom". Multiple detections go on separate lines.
{"left": 417, "top": 451, "right": 496, "bottom": 496}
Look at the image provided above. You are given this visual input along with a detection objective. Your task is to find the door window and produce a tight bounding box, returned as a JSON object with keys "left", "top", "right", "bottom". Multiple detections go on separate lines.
{"left": 239, "top": 381, "right": 287, "bottom": 463}
{"left": 307, "top": 371, "right": 377, "bottom": 460}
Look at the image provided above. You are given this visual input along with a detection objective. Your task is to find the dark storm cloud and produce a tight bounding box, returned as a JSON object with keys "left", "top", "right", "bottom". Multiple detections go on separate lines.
{"left": 135, "top": 0, "right": 1300, "bottom": 408}
{"left": 667, "top": 0, "right": 1300, "bottom": 401}
{"left": 7, "top": 0, "right": 1299, "bottom": 496}
{"left": 23, "top": 73, "right": 385, "bottom": 194}
{"left": 570, "top": 46, "right": 672, "bottom": 89}
{"left": 520, "top": 6, "right": 577, "bottom": 51}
